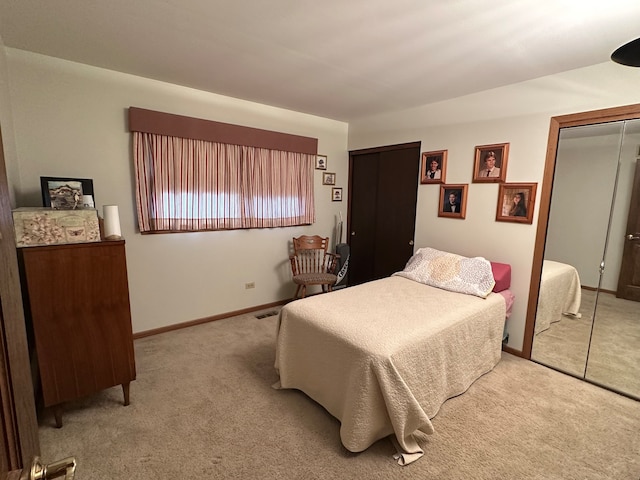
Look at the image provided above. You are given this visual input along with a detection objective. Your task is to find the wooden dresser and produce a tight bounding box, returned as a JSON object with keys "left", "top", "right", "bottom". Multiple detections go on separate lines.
{"left": 18, "top": 240, "right": 136, "bottom": 427}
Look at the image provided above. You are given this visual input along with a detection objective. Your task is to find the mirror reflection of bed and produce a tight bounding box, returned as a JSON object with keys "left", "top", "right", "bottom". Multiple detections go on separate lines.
{"left": 533, "top": 287, "right": 640, "bottom": 397}
{"left": 530, "top": 116, "right": 640, "bottom": 400}
{"left": 531, "top": 260, "right": 587, "bottom": 377}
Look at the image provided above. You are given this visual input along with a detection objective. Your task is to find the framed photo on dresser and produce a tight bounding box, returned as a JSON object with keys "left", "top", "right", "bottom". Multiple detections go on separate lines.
{"left": 40, "top": 176, "right": 95, "bottom": 210}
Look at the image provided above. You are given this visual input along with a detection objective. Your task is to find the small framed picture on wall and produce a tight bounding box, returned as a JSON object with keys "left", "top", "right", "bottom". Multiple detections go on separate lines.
{"left": 323, "top": 172, "right": 336, "bottom": 185}
{"left": 438, "top": 184, "right": 468, "bottom": 219}
{"left": 331, "top": 187, "right": 343, "bottom": 202}
{"left": 420, "top": 150, "right": 447, "bottom": 184}
{"left": 496, "top": 183, "right": 537, "bottom": 224}
{"left": 473, "top": 143, "right": 509, "bottom": 183}
{"left": 316, "top": 154, "right": 328, "bottom": 170}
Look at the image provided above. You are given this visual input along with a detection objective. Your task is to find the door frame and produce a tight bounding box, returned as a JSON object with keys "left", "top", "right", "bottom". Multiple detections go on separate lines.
{"left": 523, "top": 103, "right": 640, "bottom": 359}
{"left": 0, "top": 127, "right": 40, "bottom": 473}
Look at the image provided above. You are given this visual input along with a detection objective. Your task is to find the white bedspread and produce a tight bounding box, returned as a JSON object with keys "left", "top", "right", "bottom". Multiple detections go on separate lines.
{"left": 535, "top": 260, "right": 582, "bottom": 334}
{"left": 274, "top": 276, "right": 506, "bottom": 465}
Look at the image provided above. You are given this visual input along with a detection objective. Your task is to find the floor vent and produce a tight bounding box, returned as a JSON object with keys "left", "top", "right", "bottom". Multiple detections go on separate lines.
{"left": 255, "top": 310, "right": 278, "bottom": 319}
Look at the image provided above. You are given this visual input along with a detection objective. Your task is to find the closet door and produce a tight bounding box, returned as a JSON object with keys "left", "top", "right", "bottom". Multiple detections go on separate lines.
{"left": 347, "top": 142, "right": 420, "bottom": 285}
{"left": 585, "top": 118, "right": 640, "bottom": 398}
{"left": 531, "top": 123, "right": 621, "bottom": 378}
{"left": 348, "top": 151, "right": 378, "bottom": 285}
{"left": 530, "top": 116, "right": 640, "bottom": 400}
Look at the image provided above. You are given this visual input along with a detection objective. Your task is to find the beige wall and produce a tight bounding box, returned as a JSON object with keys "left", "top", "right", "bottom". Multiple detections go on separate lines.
{"left": 2, "top": 48, "right": 349, "bottom": 334}
{"left": 0, "top": 37, "right": 20, "bottom": 205}
{"left": 348, "top": 62, "right": 640, "bottom": 351}
{"left": 4, "top": 43, "right": 640, "bottom": 351}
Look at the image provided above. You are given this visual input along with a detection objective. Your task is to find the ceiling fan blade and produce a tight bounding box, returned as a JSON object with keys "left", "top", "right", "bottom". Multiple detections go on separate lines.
{"left": 611, "top": 37, "right": 640, "bottom": 67}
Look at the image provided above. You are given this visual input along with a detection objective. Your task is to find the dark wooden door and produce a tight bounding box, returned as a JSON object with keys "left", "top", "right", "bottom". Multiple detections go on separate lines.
{"left": 616, "top": 159, "right": 640, "bottom": 301}
{"left": 347, "top": 142, "right": 420, "bottom": 285}
{"left": 0, "top": 128, "right": 39, "bottom": 476}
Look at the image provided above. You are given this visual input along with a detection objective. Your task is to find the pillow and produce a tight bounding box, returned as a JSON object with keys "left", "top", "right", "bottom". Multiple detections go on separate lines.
{"left": 490, "top": 261, "right": 512, "bottom": 292}
{"left": 393, "top": 247, "right": 495, "bottom": 298}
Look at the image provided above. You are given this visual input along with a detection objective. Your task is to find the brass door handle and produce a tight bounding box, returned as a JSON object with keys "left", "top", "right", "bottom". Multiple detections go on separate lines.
{"left": 626, "top": 233, "right": 640, "bottom": 241}
{"left": 22, "top": 456, "right": 77, "bottom": 480}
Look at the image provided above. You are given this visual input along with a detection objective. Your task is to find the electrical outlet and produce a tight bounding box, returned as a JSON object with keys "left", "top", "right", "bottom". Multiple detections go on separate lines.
{"left": 245, "top": 282, "right": 255, "bottom": 289}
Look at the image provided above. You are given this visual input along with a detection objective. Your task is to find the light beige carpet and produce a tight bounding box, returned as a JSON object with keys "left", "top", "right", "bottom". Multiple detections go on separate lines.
{"left": 531, "top": 289, "right": 640, "bottom": 398}
{"left": 586, "top": 292, "right": 640, "bottom": 397}
{"left": 38, "top": 308, "right": 640, "bottom": 479}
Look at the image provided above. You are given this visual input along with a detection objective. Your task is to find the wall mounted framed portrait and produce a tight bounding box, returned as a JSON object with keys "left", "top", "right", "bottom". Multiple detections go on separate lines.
{"left": 322, "top": 172, "right": 336, "bottom": 185}
{"left": 496, "top": 182, "right": 537, "bottom": 224}
{"left": 40, "top": 176, "right": 95, "bottom": 210}
{"left": 331, "top": 187, "right": 343, "bottom": 202}
{"left": 438, "top": 184, "right": 468, "bottom": 219}
{"left": 315, "top": 154, "right": 328, "bottom": 170}
{"left": 420, "top": 150, "right": 447, "bottom": 184}
{"left": 473, "top": 143, "right": 509, "bottom": 183}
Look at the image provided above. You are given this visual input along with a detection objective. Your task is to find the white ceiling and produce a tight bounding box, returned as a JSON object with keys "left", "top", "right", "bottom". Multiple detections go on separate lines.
{"left": 1, "top": 0, "right": 639, "bottom": 122}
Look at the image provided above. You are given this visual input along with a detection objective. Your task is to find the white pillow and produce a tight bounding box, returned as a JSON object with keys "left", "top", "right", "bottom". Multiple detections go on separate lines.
{"left": 393, "top": 247, "right": 495, "bottom": 298}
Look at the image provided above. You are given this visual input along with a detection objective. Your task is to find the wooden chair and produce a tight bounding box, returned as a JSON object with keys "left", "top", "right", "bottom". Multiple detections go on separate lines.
{"left": 290, "top": 235, "right": 339, "bottom": 299}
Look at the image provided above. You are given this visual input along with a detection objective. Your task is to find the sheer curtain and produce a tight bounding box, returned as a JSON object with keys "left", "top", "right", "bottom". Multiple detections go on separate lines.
{"left": 133, "top": 132, "right": 315, "bottom": 233}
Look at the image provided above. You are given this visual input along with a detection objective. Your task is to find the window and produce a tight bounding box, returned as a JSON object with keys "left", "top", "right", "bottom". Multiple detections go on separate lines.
{"left": 133, "top": 132, "right": 315, "bottom": 232}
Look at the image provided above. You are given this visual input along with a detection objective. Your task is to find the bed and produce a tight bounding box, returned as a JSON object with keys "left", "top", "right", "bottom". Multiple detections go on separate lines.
{"left": 534, "top": 260, "right": 582, "bottom": 335}
{"left": 274, "top": 248, "right": 513, "bottom": 465}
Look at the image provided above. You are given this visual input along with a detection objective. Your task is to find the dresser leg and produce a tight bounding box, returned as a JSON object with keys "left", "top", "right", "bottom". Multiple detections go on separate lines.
{"left": 53, "top": 406, "right": 63, "bottom": 428}
{"left": 122, "top": 382, "right": 130, "bottom": 406}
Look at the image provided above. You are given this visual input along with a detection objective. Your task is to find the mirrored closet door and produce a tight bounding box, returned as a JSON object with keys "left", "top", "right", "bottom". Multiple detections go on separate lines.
{"left": 531, "top": 118, "right": 640, "bottom": 400}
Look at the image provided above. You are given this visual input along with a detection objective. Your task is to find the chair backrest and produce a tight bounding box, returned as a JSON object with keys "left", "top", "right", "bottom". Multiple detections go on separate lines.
{"left": 293, "top": 235, "right": 329, "bottom": 254}
{"left": 291, "top": 235, "right": 331, "bottom": 275}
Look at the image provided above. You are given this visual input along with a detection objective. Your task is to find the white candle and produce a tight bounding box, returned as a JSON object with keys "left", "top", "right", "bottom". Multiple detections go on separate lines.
{"left": 103, "top": 205, "right": 122, "bottom": 240}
